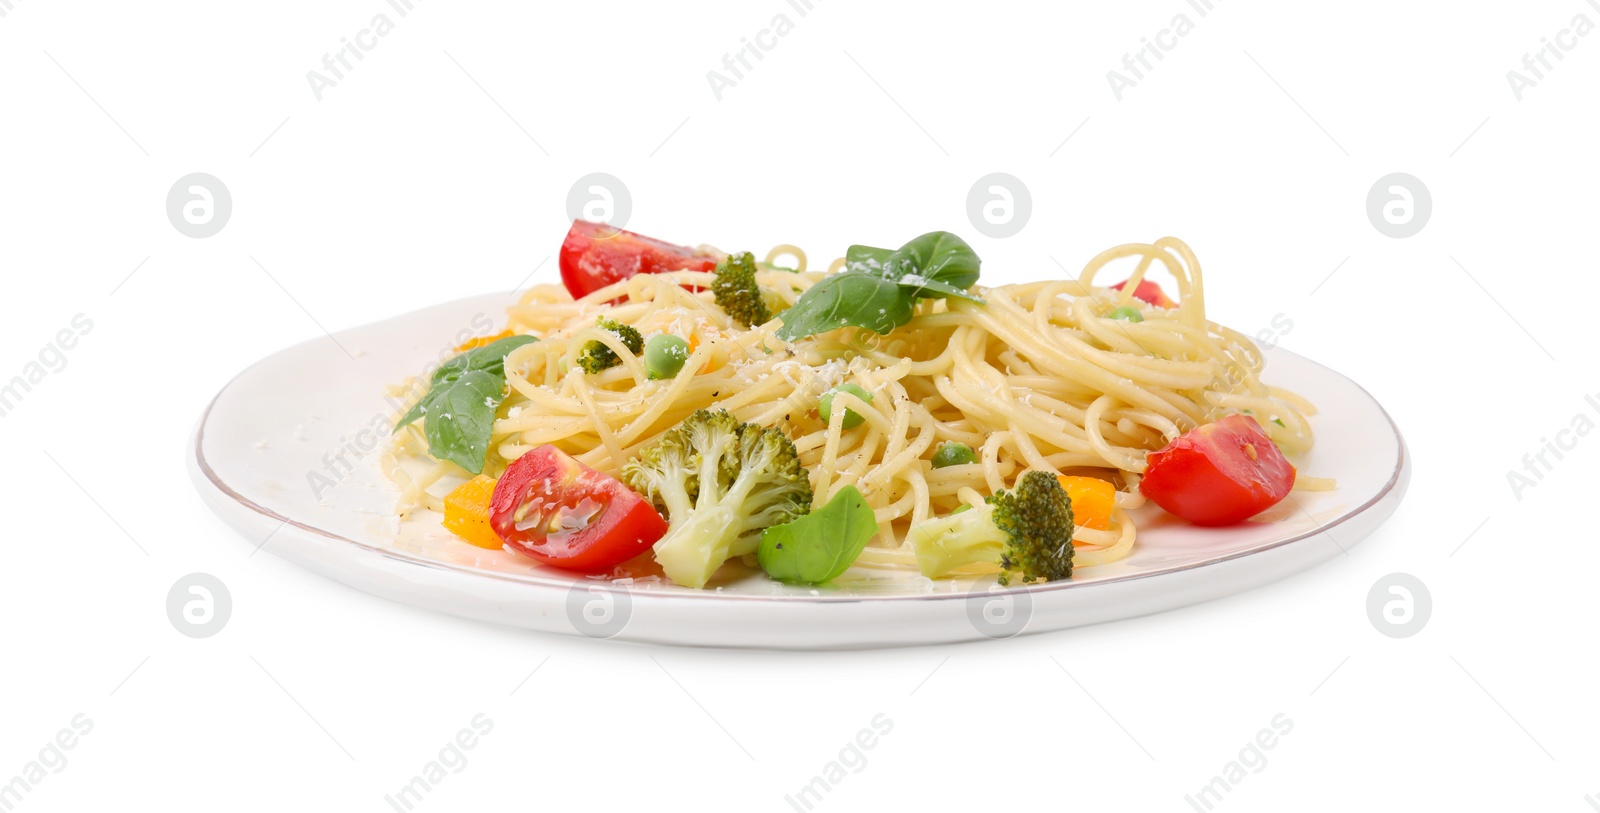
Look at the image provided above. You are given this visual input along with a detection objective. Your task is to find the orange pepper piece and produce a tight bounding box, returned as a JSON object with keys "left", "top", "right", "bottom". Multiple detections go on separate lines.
{"left": 687, "top": 332, "right": 721, "bottom": 374}
{"left": 454, "top": 330, "right": 514, "bottom": 353}
{"left": 443, "top": 475, "right": 504, "bottom": 550}
{"left": 1057, "top": 475, "right": 1116, "bottom": 533}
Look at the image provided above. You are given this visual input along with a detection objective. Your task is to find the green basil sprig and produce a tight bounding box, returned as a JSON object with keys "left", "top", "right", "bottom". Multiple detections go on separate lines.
{"left": 757, "top": 485, "right": 877, "bottom": 585}
{"left": 774, "top": 231, "right": 983, "bottom": 341}
{"left": 395, "top": 334, "right": 539, "bottom": 475}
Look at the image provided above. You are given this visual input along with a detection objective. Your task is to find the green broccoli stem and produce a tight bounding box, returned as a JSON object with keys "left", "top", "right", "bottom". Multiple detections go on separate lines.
{"left": 908, "top": 470, "right": 1075, "bottom": 584}
{"left": 621, "top": 409, "right": 812, "bottom": 589}
{"left": 652, "top": 446, "right": 774, "bottom": 588}
{"left": 911, "top": 503, "right": 1008, "bottom": 578}
{"left": 654, "top": 506, "right": 747, "bottom": 589}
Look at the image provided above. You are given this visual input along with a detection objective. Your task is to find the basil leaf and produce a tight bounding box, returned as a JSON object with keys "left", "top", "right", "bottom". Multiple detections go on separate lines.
{"left": 398, "top": 335, "right": 538, "bottom": 428}
{"left": 757, "top": 485, "right": 877, "bottom": 585}
{"left": 844, "top": 244, "right": 896, "bottom": 276}
{"left": 775, "top": 231, "right": 984, "bottom": 341}
{"left": 895, "top": 275, "right": 985, "bottom": 303}
{"left": 433, "top": 335, "right": 540, "bottom": 384}
{"left": 395, "top": 387, "right": 442, "bottom": 430}
{"left": 774, "top": 272, "right": 914, "bottom": 340}
{"left": 422, "top": 369, "right": 507, "bottom": 475}
{"left": 886, "top": 231, "right": 981, "bottom": 296}
{"left": 395, "top": 334, "right": 537, "bottom": 474}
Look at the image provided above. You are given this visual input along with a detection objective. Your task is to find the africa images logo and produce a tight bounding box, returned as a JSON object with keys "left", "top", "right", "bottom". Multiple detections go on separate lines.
{"left": 566, "top": 581, "right": 633, "bottom": 640}
{"left": 964, "top": 582, "right": 1034, "bottom": 640}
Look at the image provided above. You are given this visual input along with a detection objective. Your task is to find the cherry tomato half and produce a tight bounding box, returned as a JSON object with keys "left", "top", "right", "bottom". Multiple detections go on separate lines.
{"left": 1111, "top": 278, "right": 1177, "bottom": 308}
{"left": 1139, "top": 414, "right": 1296, "bottom": 526}
{"left": 490, "top": 445, "right": 667, "bottom": 573}
{"left": 558, "top": 220, "right": 717, "bottom": 301}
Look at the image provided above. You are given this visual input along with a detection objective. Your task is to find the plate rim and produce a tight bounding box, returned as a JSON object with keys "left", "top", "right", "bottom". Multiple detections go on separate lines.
{"left": 190, "top": 296, "right": 1410, "bottom": 606}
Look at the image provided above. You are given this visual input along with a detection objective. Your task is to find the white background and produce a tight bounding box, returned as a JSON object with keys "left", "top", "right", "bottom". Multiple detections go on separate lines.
{"left": 2, "top": 0, "right": 1597, "bottom": 810}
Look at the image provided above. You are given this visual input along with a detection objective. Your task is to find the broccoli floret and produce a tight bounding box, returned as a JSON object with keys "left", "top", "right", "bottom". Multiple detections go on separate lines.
{"left": 711, "top": 251, "right": 772, "bottom": 328}
{"left": 908, "top": 471, "right": 1075, "bottom": 585}
{"left": 622, "top": 409, "right": 812, "bottom": 588}
{"left": 577, "top": 317, "right": 644, "bottom": 374}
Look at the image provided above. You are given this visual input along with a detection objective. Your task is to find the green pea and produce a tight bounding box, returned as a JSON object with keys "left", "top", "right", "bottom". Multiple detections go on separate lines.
{"left": 931, "top": 442, "right": 978, "bottom": 468}
{"left": 1108, "top": 306, "right": 1144, "bottom": 322}
{"left": 643, "top": 334, "right": 690, "bottom": 380}
{"left": 819, "top": 383, "right": 873, "bottom": 429}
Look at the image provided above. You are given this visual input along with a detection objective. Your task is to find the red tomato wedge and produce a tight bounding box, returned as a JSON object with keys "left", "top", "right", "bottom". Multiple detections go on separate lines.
{"left": 1139, "top": 414, "right": 1295, "bottom": 526}
{"left": 558, "top": 220, "right": 717, "bottom": 300}
{"left": 490, "top": 445, "right": 667, "bottom": 572}
{"left": 1111, "top": 278, "right": 1177, "bottom": 308}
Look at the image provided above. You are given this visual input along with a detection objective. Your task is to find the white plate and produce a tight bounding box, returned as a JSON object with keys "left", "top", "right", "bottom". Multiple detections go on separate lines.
{"left": 189, "top": 293, "right": 1410, "bottom": 649}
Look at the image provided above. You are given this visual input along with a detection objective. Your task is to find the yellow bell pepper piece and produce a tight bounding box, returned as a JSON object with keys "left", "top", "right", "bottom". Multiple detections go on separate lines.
{"left": 443, "top": 475, "right": 504, "bottom": 550}
{"left": 454, "top": 330, "right": 514, "bottom": 353}
{"left": 1057, "top": 475, "right": 1116, "bottom": 533}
